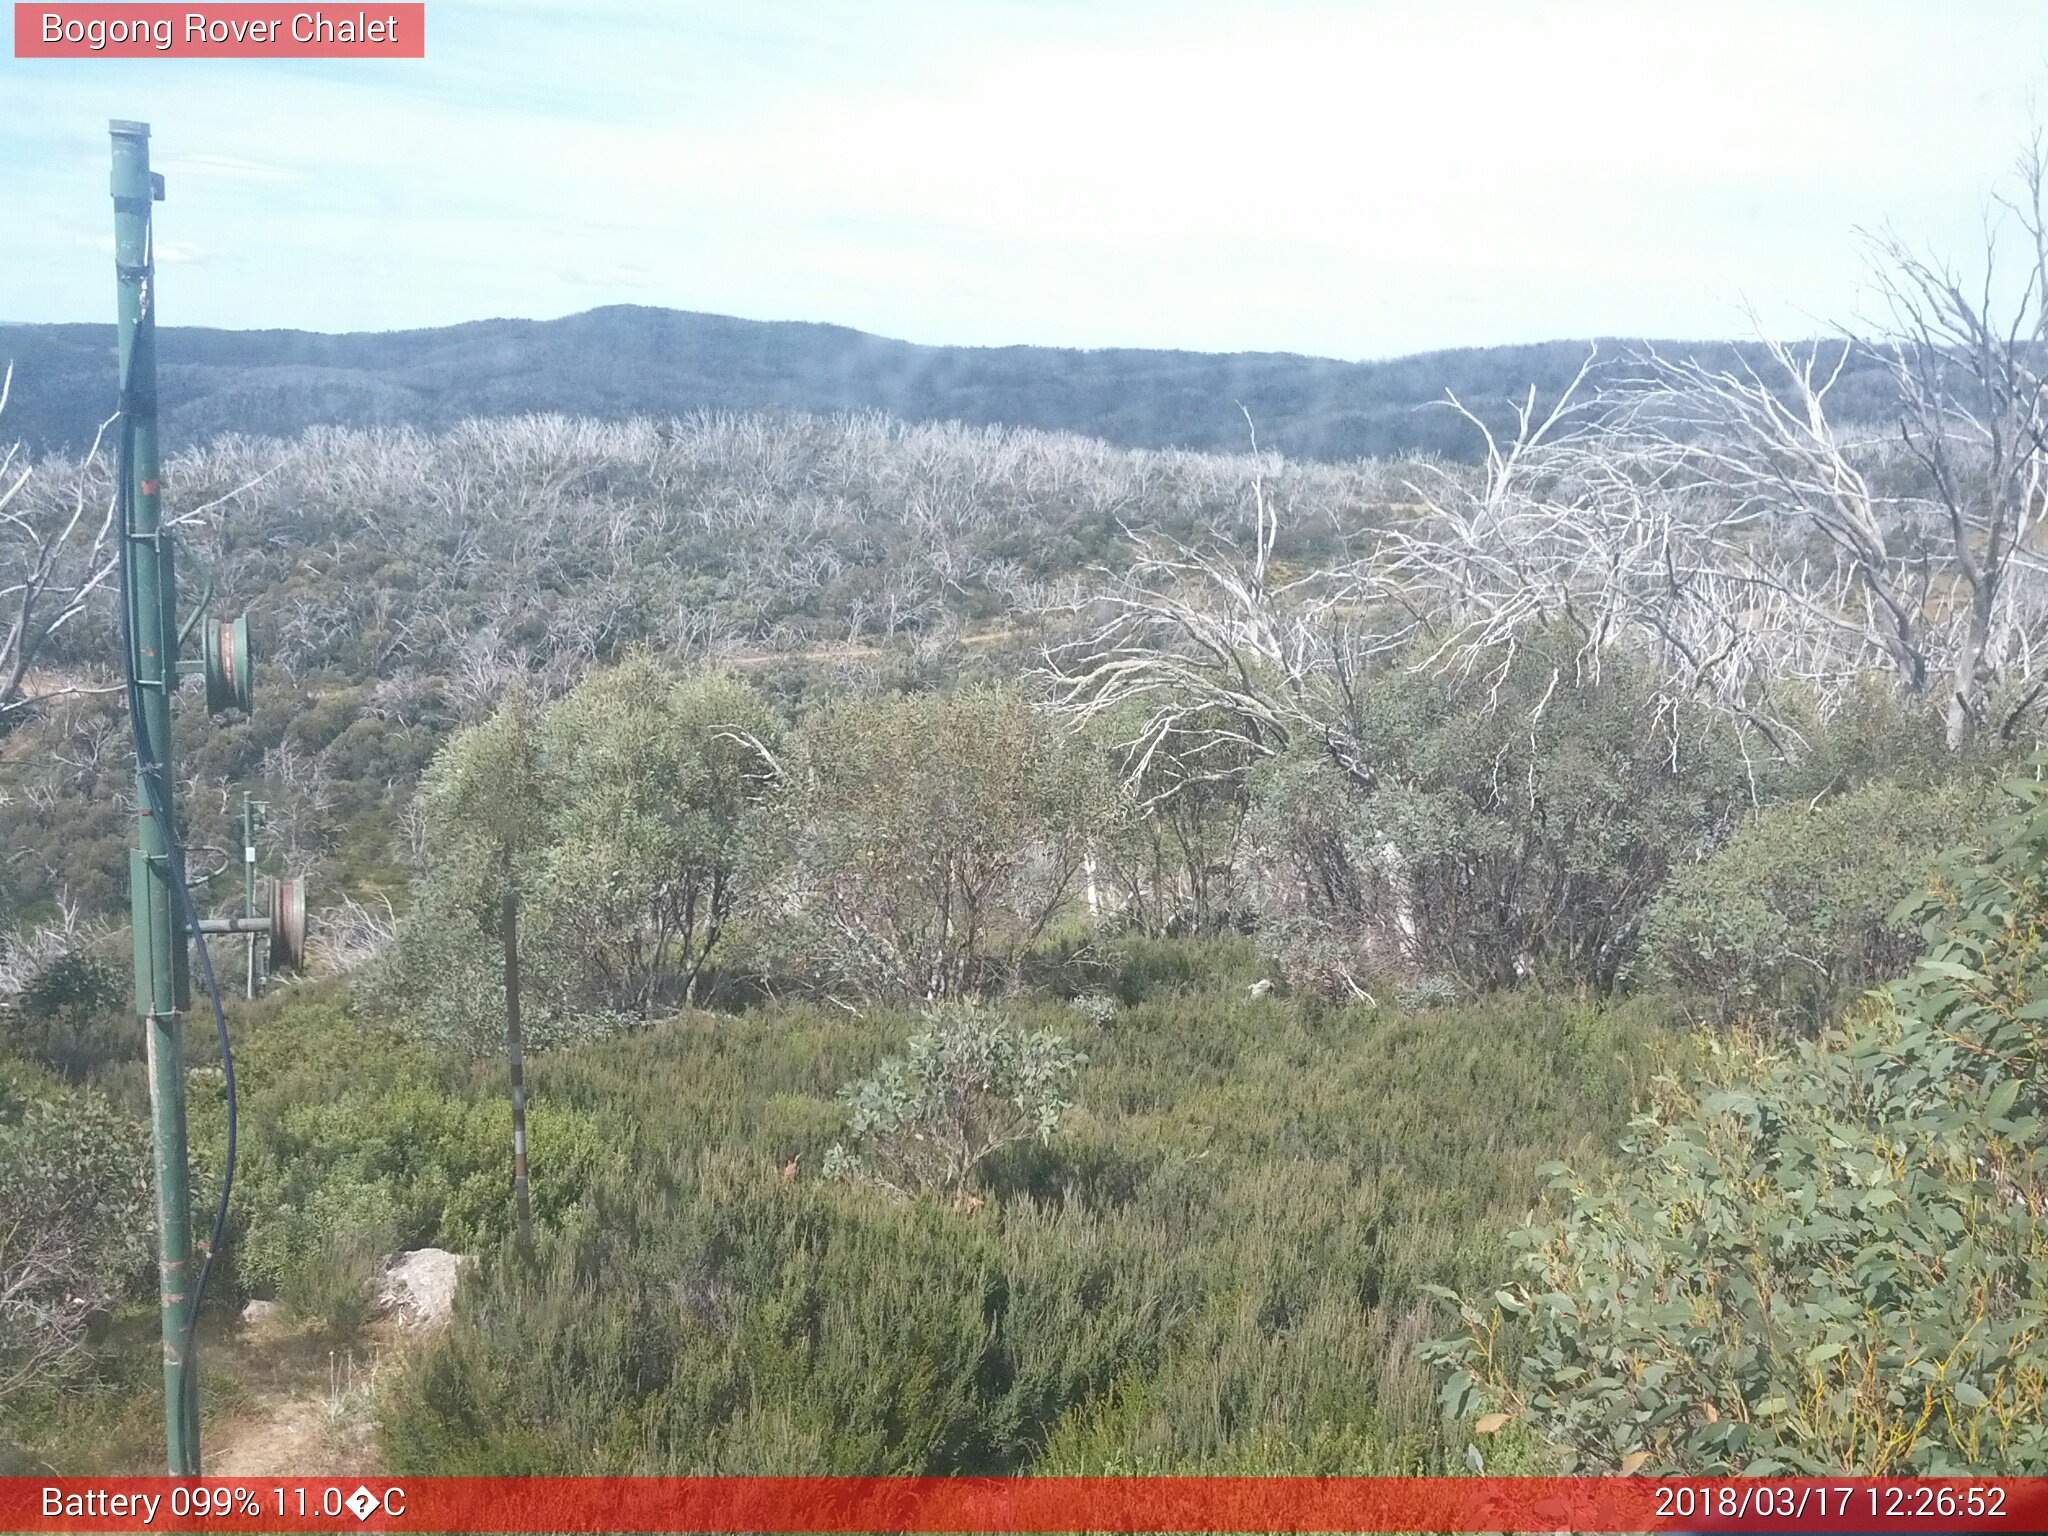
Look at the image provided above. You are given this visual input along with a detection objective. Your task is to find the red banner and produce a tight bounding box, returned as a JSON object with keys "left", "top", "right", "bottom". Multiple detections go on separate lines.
{"left": 12, "top": 4, "right": 424, "bottom": 58}
{"left": 7, "top": 1476, "right": 2048, "bottom": 1533}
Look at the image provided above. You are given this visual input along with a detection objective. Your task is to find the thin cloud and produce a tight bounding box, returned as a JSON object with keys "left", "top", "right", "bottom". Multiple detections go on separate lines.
{"left": 156, "top": 153, "right": 301, "bottom": 187}
{"left": 2, "top": 0, "right": 2044, "bottom": 355}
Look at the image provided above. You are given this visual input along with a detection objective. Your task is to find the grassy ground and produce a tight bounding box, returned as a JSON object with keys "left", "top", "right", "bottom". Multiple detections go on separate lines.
{"left": 376, "top": 938, "right": 1683, "bottom": 1475}
{"left": 8, "top": 937, "right": 1685, "bottom": 1475}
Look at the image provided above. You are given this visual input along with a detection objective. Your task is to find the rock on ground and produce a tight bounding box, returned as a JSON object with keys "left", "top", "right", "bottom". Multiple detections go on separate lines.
{"left": 374, "top": 1248, "right": 474, "bottom": 1330}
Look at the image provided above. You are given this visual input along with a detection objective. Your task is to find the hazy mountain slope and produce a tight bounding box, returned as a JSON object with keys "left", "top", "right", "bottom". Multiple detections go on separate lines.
{"left": 0, "top": 305, "right": 1895, "bottom": 462}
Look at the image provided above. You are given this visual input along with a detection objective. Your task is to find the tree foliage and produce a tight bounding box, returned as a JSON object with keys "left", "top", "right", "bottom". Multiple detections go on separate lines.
{"left": 1429, "top": 769, "right": 2048, "bottom": 1473}
{"left": 1246, "top": 641, "right": 1752, "bottom": 996}
{"left": 368, "top": 658, "right": 778, "bottom": 1049}
{"left": 1636, "top": 774, "right": 1989, "bottom": 1026}
{"left": 0, "top": 1068, "right": 151, "bottom": 1407}
{"left": 535, "top": 661, "right": 778, "bottom": 1011}
{"left": 743, "top": 688, "right": 1114, "bottom": 1001}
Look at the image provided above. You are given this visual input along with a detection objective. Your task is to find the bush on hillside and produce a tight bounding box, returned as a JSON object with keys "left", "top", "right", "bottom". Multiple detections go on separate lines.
{"left": 1635, "top": 775, "right": 1988, "bottom": 1026}
{"left": 533, "top": 660, "right": 780, "bottom": 1012}
{"left": 1248, "top": 643, "right": 1751, "bottom": 997}
{"left": 375, "top": 976, "right": 1668, "bottom": 1477}
{"left": 183, "top": 991, "right": 622, "bottom": 1325}
{"left": 369, "top": 660, "right": 779, "bottom": 1052}
{"left": 742, "top": 688, "right": 1115, "bottom": 1001}
{"left": 0, "top": 947, "right": 133, "bottom": 1080}
{"left": 1091, "top": 714, "right": 1255, "bottom": 938}
{"left": 822, "top": 1005, "right": 1084, "bottom": 1199}
{"left": 1427, "top": 770, "right": 2048, "bottom": 1473}
{"left": 0, "top": 1068, "right": 152, "bottom": 1405}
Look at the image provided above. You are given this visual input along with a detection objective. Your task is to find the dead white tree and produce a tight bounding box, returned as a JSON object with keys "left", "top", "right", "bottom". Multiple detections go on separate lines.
{"left": 1616, "top": 339, "right": 1944, "bottom": 718}
{"left": 2, "top": 369, "right": 274, "bottom": 730}
{"left": 1614, "top": 142, "right": 2048, "bottom": 746}
{"left": 1867, "top": 143, "right": 2048, "bottom": 743}
{"left": 0, "top": 1213, "right": 100, "bottom": 1405}
{"left": 1049, "top": 351, "right": 1844, "bottom": 784}
{"left": 1382, "top": 353, "right": 1882, "bottom": 759}
{"left": 0, "top": 370, "right": 122, "bottom": 729}
{"left": 307, "top": 890, "right": 399, "bottom": 975}
{"left": 1048, "top": 416, "right": 1410, "bottom": 798}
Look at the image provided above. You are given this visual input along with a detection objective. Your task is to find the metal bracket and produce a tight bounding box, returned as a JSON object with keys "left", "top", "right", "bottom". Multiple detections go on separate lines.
{"left": 177, "top": 563, "right": 215, "bottom": 650}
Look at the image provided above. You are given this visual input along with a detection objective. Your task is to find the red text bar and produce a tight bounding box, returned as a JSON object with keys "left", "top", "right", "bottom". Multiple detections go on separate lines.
{"left": 8, "top": 1476, "right": 2048, "bottom": 1532}
{"left": 13, "top": 4, "right": 424, "bottom": 57}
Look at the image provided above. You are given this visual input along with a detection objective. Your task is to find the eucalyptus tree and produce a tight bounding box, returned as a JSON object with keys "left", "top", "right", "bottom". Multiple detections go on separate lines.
{"left": 403, "top": 682, "right": 548, "bottom": 1252}
{"left": 534, "top": 657, "right": 779, "bottom": 1011}
{"left": 746, "top": 687, "right": 1114, "bottom": 1002}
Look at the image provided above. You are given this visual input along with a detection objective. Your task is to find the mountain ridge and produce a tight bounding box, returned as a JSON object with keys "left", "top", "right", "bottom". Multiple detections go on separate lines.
{"left": 0, "top": 304, "right": 1894, "bottom": 462}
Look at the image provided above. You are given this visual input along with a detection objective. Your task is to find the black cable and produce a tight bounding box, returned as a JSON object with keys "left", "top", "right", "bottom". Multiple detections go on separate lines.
{"left": 115, "top": 313, "right": 237, "bottom": 1461}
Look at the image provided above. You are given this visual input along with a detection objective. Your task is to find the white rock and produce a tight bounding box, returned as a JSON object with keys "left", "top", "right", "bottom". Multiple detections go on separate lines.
{"left": 374, "top": 1248, "right": 474, "bottom": 1330}
{"left": 238, "top": 1298, "right": 282, "bottom": 1327}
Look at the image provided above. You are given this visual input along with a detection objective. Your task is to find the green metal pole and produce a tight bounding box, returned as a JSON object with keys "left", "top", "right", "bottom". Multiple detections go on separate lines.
{"left": 242, "top": 794, "right": 256, "bottom": 1000}
{"left": 113, "top": 118, "right": 200, "bottom": 1478}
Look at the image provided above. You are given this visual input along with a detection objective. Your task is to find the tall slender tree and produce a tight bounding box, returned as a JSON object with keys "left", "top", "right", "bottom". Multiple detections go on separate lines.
{"left": 413, "top": 684, "right": 545, "bottom": 1257}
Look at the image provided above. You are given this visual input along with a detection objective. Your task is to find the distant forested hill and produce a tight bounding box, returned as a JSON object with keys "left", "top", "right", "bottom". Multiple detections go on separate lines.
{"left": 0, "top": 305, "right": 1898, "bottom": 461}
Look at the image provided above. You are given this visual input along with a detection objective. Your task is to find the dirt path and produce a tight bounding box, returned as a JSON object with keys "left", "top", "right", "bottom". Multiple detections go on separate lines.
{"left": 202, "top": 1315, "right": 411, "bottom": 1477}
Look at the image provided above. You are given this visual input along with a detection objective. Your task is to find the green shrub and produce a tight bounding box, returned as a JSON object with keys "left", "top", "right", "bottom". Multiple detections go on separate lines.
{"left": 823, "top": 1005, "right": 1084, "bottom": 1199}
{"left": 1636, "top": 776, "right": 1989, "bottom": 1026}
{"left": 1, "top": 948, "right": 136, "bottom": 1081}
{"left": 371, "top": 660, "right": 779, "bottom": 1051}
{"left": 1068, "top": 994, "right": 1117, "bottom": 1028}
{"left": 1103, "top": 933, "right": 1260, "bottom": 1004}
{"left": 533, "top": 660, "right": 780, "bottom": 1013}
{"left": 362, "top": 898, "right": 633, "bottom": 1056}
{"left": 183, "top": 989, "right": 623, "bottom": 1313}
{"left": 246, "top": 1182, "right": 402, "bottom": 1337}
{"left": 15, "top": 949, "right": 123, "bottom": 1018}
{"left": 1429, "top": 770, "right": 2048, "bottom": 1474}
{"left": 379, "top": 974, "right": 1672, "bottom": 1475}
{"left": 383, "top": 1160, "right": 1165, "bottom": 1476}
{"left": 0, "top": 1068, "right": 152, "bottom": 1406}
{"left": 1247, "top": 642, "right": 1752, "bottom": 996}
{"left": 742, "top": 687, "right": 1115, "bottom": 1001}
{"left": 1092, "top": 718, "right": 1255, "bottom": 939}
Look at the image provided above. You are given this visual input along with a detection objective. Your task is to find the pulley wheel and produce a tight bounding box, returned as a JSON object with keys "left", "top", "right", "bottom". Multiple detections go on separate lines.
{"left": 204, "top": 613, "right": 253, "bottom": 714}
{"left": 268, "top": 876, "right": 307, "bottom": 971}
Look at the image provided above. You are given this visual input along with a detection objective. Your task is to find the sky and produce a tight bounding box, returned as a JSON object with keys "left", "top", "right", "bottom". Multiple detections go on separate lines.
{"left": 2, "top": 0, "right": 2046, "bottom": 359}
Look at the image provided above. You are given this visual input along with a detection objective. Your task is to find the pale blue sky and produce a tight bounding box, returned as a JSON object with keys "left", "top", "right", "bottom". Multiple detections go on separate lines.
{"left": 2, "top": 0, "right": 2045, "bottom": 357}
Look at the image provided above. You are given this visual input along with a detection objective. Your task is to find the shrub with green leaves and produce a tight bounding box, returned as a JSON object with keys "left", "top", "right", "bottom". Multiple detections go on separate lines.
{"left": 380, "top": 982, "right": 1667, "bottom": 1476}
{"left": 182, "top": 989, "right": 624, "bottom": 1328}
{"left": 743, "top": 688, "right": 1113, "bottom": 1001}
{"left": 369, "top": 659, "right": 779, "bottom": 1052}
{"left": 0, "top": 1068, "right": 152, "bottom": 1405}
{"left": 1246, "top": 641, "right": 1752, "bottom": 997}
{"left": 1427, "top": 768, "right": 2048, "bottom": 1474}
{"left": 824, "top": 1005, "right": 1084, "bottom": 1198}
{"left": 1636, "top": 775, "right": 1988, "bottom": 1026}
{"left": 0, "top": 947, "right": 133, "bottom": 1080}
{"left": 534, "top": 660, "right": 780, "bottom": 1012}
